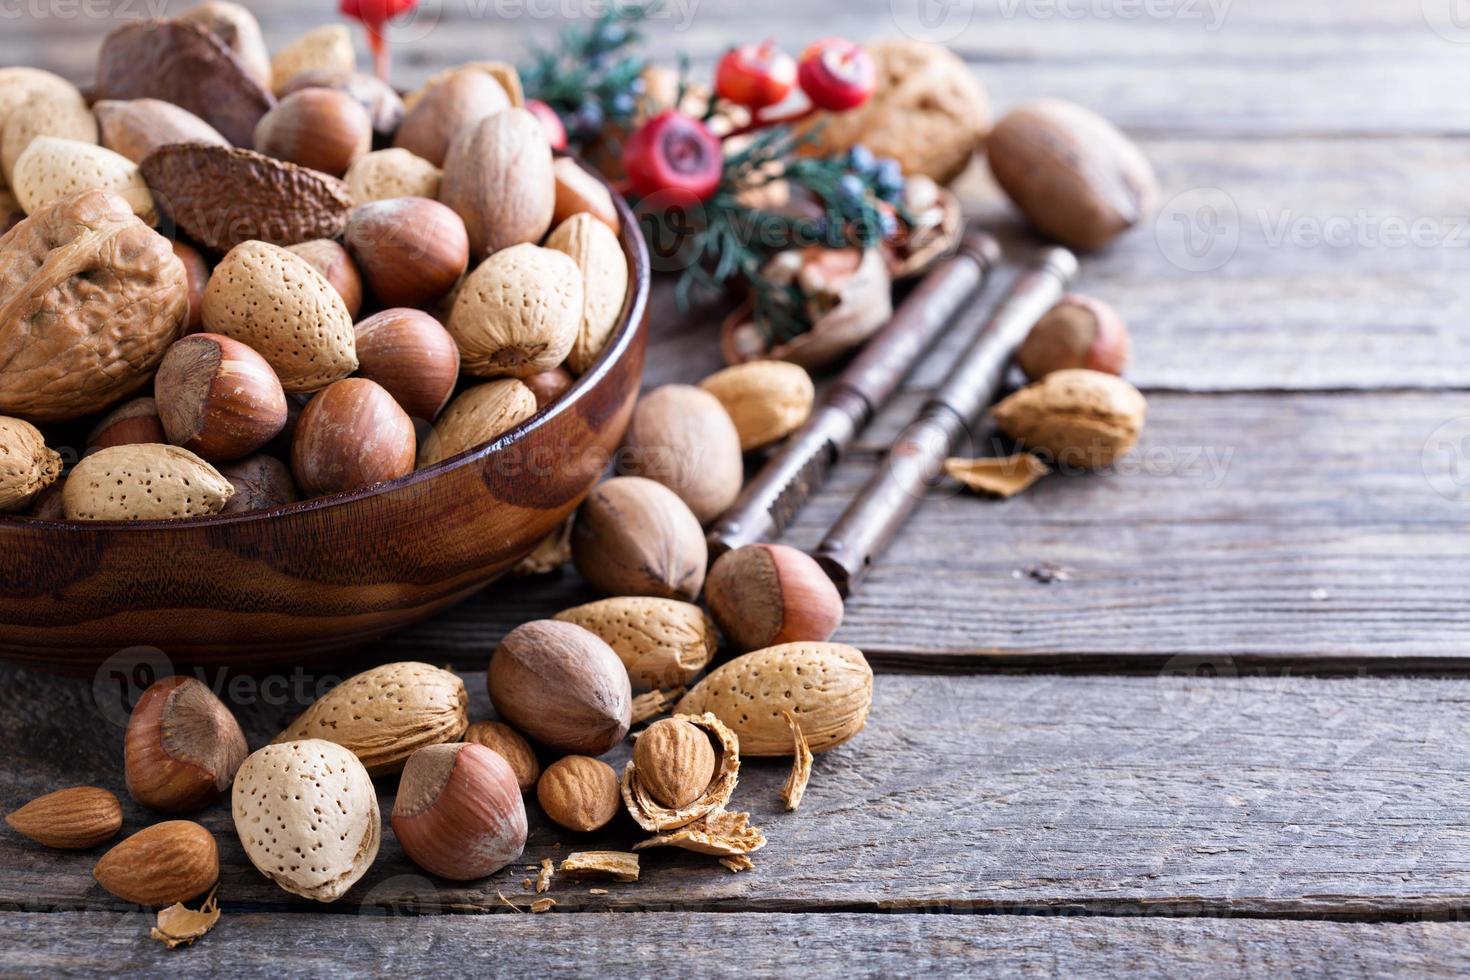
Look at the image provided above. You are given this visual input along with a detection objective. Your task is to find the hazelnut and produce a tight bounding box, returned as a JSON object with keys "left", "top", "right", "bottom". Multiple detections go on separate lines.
{"left": 705, "top": 544, "right": 844, "bottom": 652}
{"left": 218, "top": 454, "right": 300, "bottom": 514}
{"left": 286, "top": 239, "right": 363, "bottom": 320}
{"left": 633, "top": 718, "right": 716, "bottom": 810}
{"left": 463, "top": 720, "right": 540, "bottom": 792}
{"left": 488, "top": 620, "right": 632, "bottom": 756}
{"left": 524, "top": 367, "right": 573, "bottom": 410}
{"left": 86, "top": 396, "right": 165, "bottom": 454}
{"left": 536, "top": 755, "right": 620, "bottom": 833}
{"left": 619, "top": 384, "right": 743, "bottom": 525}
{"left": 171, "top": 240, "right": 211, "bottom": 334}
{"left": 392, "top": 743, "right": 528, "bottom": 881}
{"left": 277, "top": 68, "right": 405, "bottom": 142}
{"left": 154, "top": 333, "right": 289, "bottom": 463}
{"left": 552, "top": 157, "right": 620, "bottom": 234}
{"left": 291, "top": 378, "right": 416, "bottom": 496}
{"left": 354, "top": 309, "right": 461, "bottom": 422}
{"left": 1017, "top": 294, "right": 1130, "bottom": 381}
{"left": 344, "top": 197, "right": 469, "bottom": 310}
{"left": 253, "top": 87, "right": 371, "bottom": 177}
{"left": 572, "top": 477, "right": 708, "bottom": 601}
{"left": 124, "top": 676, "right": 249, "bottom": 814}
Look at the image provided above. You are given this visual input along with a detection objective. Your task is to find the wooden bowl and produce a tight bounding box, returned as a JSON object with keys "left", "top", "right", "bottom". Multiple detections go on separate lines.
{"left": 0, "top": 182, "right": 650, "bottom": 674}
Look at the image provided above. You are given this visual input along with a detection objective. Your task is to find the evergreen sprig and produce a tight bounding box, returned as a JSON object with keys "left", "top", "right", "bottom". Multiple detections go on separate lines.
{"left": 520, "top": 4, "right": 658, "bottom": 145}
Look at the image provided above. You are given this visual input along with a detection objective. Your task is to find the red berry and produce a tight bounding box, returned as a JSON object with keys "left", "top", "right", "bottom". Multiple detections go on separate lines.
{"left": 797, "top": 38, "right": 877, "bottom": 112}
{"left": 715, "top": 41, "right": 798, "bottom": 109}
{"left": 623, "top": 111, "right": 724, "bottom": 202}
{"left": 525, "top": 99, "right": 569, "bottom": 151}
{"left": 339, "top": 0, "right": 417, "bottom": 25}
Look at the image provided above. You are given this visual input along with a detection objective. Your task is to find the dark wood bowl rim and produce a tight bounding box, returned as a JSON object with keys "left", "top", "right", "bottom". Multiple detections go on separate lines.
{"left": 0, "top": 162, "right": 651, "bottom": 533}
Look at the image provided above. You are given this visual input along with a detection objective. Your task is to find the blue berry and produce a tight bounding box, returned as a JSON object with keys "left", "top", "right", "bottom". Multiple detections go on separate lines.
{"left": 837, "top": 174, "right": 867, "bottom": 206}
{"left": 847, "top": 145, "right": 877, "bottom": 175}
{"left": 610, "top": 93, "right": 637, "bottom": 118}
{"left": 572, "top": 101, "right": 606, "bottom": 140}
{"left": 875, "top": 159, "right": 905, "bottom": 198}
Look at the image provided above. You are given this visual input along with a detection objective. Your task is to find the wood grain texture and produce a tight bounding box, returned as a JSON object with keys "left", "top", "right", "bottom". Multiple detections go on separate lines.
{"left": 3, "top": 911, "right": 1470, "bottom": 977}
{"left": 4, "top": 668, "right": 1470, "bottom": 918}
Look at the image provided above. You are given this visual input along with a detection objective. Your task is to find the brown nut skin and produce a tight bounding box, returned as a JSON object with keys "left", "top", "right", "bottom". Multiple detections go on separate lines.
{"left": 278, "top": 68, "right": 405, "bottom": 142}
{"left": 124, "top": 675, "right": 249, "bottom": 814}
{"left": 344, "top": 197, "right": 470, "bottom": 310}
{"left": 464, "top": 720, "right": 540, "bottom": 792}
{"left": 488, "top": 620, "right": 632, "bottom": 757}
{"left": 392, "top": 743, "right": 528, "bottom": 881}
{"left": 705, "top": 544, "right": 844, "bottom": 652}
{"left": 572, "top": 477, "right": 708, "bottom": 601}
{"left": 619, "top": 384, "right": 743, "bottom": 525}
{"left": 6, "top": 786, "right": 123, "bottom": 850}
{"left": 254, "top": 87, "right": 372, "bottom": 177}
{"left": 394, "top": 68, "right": 511, "bottom": 167}
{"left": 291, "top": 377, "right": 416, "bottom": 496}
{"left": 633, "top": 718, "right": 717, "bottom": 810}
{"left": 218, "top": 454, "right": 299, "bottom": 514}
{"left": 155, "top": 333, "right": 289, "bottom": 463}
{"left": 537, "top": 755, "right": 620, "bottom": 833}
{"left": 524, "top": 367, "right": 573, "bottom": 410}
{"left": 86, "top": 396, "right": 166, "bottom": 454}
{"left": 94, "top": 98, "right": 230, "bottom": 165}
{"left": 286, "top": 239, "right": 363, "bottom": 320}
{"left": 354, "top": 308, "right": 461, "bottom": 422}
{"left": 172, "top": 240, "right": 211, "bottom": 334}
{"left": 93, "top": 820, "right": 219, "bottom": 907}
{"left": 987, "top": 99, "right": 1158, "bottom": 252}
{"left": 1017, "top": 294, "right": 1130, "bottom": 381}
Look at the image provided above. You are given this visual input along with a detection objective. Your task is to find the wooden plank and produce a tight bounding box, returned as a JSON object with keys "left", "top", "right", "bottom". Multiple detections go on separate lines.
{"left": 4, "top": 670, "right": 1470, "bottom": 917}
{"left": 3, "top": 911, "right": 1470, "bottom": 977}
{"left": 387, "top": 389, "right": 1470, "bottom": 668}
{"left": 8, "top": 0, "right": 1470, "bottom": 136}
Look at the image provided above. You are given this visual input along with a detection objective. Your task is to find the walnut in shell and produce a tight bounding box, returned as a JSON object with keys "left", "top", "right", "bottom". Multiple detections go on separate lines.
{"left": 0, "top": 188, "right": 188, "bottom": 423}
{"left": 622, "top": 713, "right": 739, "bottom": 832}
{"left": 0, "top": 416, "right": 60, "bottom": 513}
{"left": 799, "top": 39, "right": 992, "bottom": 184}
{"left": 991, "top": 368, "right": 1147, "bottom": 470}
{"left": 272, "top": 662, "right": 469, "bottom": 776}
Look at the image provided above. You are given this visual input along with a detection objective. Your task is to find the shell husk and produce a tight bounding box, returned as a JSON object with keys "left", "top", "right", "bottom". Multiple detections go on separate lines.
{"left": 622, "top": 712, "right": 740, "bottom": 832}
{"left": 633, "top": 810, "right": 766, "bottom": 858}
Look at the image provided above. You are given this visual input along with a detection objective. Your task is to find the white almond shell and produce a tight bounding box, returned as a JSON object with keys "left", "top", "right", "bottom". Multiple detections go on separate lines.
{"left": 446, "top": 243, "right": 582, "bottom": 378}
{"left": 675, "top": 642, "right": 874, "bottom": 756}
{"left": 232, "top": 739, "right": 381, "bottom": 903}
{"left": 202, "top": 241, "right": 358, "bottom": 393}
{"left": 0, "top": 81, "right": 94, "bottom": 188}
{"left": 12, "top": 137, "right": 155, "bottom": 225}
{"left": 417, "top": 379, "right": 537, "bottom": 468}
{"left": 554, "top": 597, "right": 716, "bottom": 691}
{"left": 345, "top": 148, "right": 442, "bottom": 203}
{"left": 621, "top": 712, "right": 740, "bottom": 832}
{"left": 545, "top": 214, "right": 628, "bottom": 375}
{"left": 0, "top": 416, "right": 60, "bottom": 512}
{"left": 272, "top": 662, "right": 469, "bottom": 775}
{"left": 62, "top": 444, "right": 233, "bottom": 521}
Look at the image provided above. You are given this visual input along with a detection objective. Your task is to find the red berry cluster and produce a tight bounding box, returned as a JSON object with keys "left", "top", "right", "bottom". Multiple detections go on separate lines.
{"left": 622, "top": 38, "right": 877, "bottom": 203}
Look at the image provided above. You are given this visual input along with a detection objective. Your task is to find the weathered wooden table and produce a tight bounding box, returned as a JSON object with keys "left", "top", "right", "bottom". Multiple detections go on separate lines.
{"left": 5, "top": 1, "right": 1470, "bottom": 974}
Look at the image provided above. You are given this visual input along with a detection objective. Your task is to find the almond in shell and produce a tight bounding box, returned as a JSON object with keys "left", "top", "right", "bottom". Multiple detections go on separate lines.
{"left": 990, "top": 368, "right": 1147, "bottom": 470}
{"left": 270, "top": 25, "right": 355, "bottom": 95}
{"left": 417, "top": 379, "right": 538, "bottom": 468}
{"left": 273, "top": 662, "right": 469, "bottom": 776}
{"left": 622, "top": 713, "right": 738, "bottom": 832}
{"left": 676, "top": 643, "right": 873, "bottom": 756}
{"left": 1, "top": 85, "right": 97, "bottom": 188}
{"left": 0, "top": 416, "right": 61, "bottom": 513}
{"left": 446, "top": 243, "right": 582, "bottom": 378}
{"left": 63, "top": 445, "right": 234, "bottom": 521}
{"left": 545, "top": 213, "right": 628, "bottom": 375}
{"left": 232, "top": 739, "right": 380, "bottom": 902}
{"left": 346, "top": 148, "right": 442, "bottom": 203}
{"left": 553, "top": 596, "right": 717, "bottom": 691}
{"left": 699, "top": 361, "right": 815, "bottom": 452}
{"left": 202, "top": 240, "right": 357, "bottom": 393}
{"left": 12, "top": 137, "right": 157, "bottom": 225}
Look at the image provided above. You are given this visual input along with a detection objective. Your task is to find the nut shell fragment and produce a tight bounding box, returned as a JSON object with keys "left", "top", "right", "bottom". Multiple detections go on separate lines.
{"left": 633, "top": 811, "right": 766, "bottom": 858}
{"left": 622, "top": 713, "right": 740, "bottom": 832}
{"left": 780, "top": 710, "right": 813, "bottom": 811}
{"left": 559, "top": 851, "right": 639, "bottom": 883}
{"left": 943, "top": 453, "right": 1049, "bottom": 499}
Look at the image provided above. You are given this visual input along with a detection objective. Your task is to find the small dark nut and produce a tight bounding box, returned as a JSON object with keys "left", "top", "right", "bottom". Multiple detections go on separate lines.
{"left": 536, "top": 755, "right": 620, "bottom": 833}
{"left": 488, "top": 620, "right": 632, "bottom": 756}
{"left": 572, "top": 477, "right": 708, "bottom": 601}
{"left": 218, "top": 454, "right": 299, "bottom": 514}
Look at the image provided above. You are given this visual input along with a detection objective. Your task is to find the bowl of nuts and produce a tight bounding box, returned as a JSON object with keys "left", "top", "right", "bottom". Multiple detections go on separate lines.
{"left": 0, "top": 28, "right": 650, "bottom": 671}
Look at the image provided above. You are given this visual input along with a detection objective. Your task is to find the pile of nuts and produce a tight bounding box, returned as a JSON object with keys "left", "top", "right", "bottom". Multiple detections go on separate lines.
{"left": 0, "top": 3, "right": 630, "bottom": 521}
